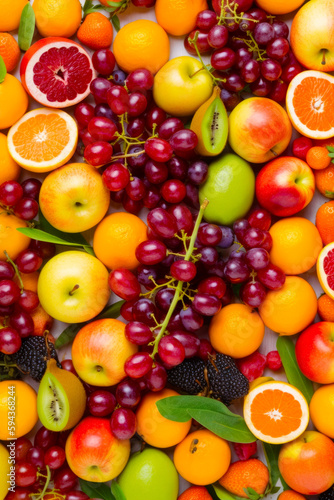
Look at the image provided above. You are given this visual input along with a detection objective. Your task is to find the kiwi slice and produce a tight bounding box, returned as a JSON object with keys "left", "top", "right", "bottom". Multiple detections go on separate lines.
{"left": 191, "top": 86, "right": 228, "bottom": 157}
{"left": 37, "top": 359, "right": 86, "bottom": 431}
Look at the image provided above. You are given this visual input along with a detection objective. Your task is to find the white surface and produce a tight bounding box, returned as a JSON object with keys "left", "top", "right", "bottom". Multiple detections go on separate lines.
{"left": 11, "top": 2, "right": 326, "bottom": 497}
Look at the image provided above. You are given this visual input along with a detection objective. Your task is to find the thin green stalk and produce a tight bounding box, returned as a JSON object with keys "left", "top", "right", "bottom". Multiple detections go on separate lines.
{"left": 4, "top": 251, "right": 23, "bottom": 290}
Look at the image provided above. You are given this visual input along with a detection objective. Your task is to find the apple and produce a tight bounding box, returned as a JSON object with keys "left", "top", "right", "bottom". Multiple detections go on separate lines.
{"left": 71, "top": 318, "right": 138, "bottom": 386}
{"left": 153, "top": 56, "right": 213, "bottom": 116}
{"left": 255, "top": 157, "right": 315, "bottom": 217}
{"left": 66, "top": 417, "right": 130, "bottom": 481}
{"left": 291, "top": 0, "right": 334, "bottom": 72}
{"left": 39, "top": 162, "right": 110, "bottom": 233}
{"left": 278, "top": 430, "right": 334, "bottom": 495}
{"left": 228, "top": 97, "right": 292, "bottom": 163}
{"left": 295, "top": 321, "right": 334, "bottom": 384}
{"left": 37, "top": 251, "right": 110, "bottom": 324}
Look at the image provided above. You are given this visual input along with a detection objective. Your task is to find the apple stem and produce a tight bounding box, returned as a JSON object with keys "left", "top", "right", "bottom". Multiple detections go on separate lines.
{"left": 69, "top": 284, "right": 80, "bottom": 296}
{"left": 322, "top": 49, "right": 327, "bottom": 65}
{"left": 270, "top": 148, "right": 278, "bottom": 157}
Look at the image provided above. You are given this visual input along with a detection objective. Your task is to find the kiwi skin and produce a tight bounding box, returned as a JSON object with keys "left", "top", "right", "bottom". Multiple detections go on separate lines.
{"left": 37, "top": 359, "right": 86, "bottom": 431}
{"left": 190, "top": 86, "right": 228, "bottom": 157}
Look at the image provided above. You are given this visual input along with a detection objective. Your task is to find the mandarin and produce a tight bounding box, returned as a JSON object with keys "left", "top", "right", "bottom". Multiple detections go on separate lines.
{"left": 219, "top": 459, "right": 269, "bottom": 498}
{"left": 318, "top": 293, "right": 334, "bottom": 322}
{"left": 306, "top": 146, "right": 331, "bottom": 170}
{"left": 315, "top": 165, "right": 334, "bottom": 198}
{"left": 0, "top": 0, "right": 28, "bottom": 32}
{"left": 155, "top": 0, "right": 208, "bottom": 36}
{"left": 0, "top": 212, "right": 30, "bottom": 262}
{"left": 0, "top": 132, "right": 20, "bottom": 184}
{"left": 0, "top": 33, "right": 20, "bottom": 73}
{"left": 278, "top": 491, "right": 307, "bottom": 500}
{"left": 316, "top": 200, "right": 334, "bottom": 245}
{"left": 0, "top": 74, "right": 28, "bottom": 131}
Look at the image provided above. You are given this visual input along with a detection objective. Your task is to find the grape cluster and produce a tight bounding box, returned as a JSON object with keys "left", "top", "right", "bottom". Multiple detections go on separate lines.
{"left": 184, "top": 0, "right": 304, "bottom": 109}
{"left": 0, "top": 179, "right": 56, "bottom": 356}
{"left": 74, "top": 49, "right": 209, "bottom": 215}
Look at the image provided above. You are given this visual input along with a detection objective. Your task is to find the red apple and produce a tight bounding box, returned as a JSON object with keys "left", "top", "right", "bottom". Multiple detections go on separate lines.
{"left": 255, "top": 157, "right": 315, "bottom": 217}
{"left": 295, "top": 321, "right": 334, "bottom": 384}
{"left": 228, "top": 97, "right": 292, "bottom": 163}
{"left": 278, "top": 430, "right": 334, "bottom": 495}
{"left": 65, "top": 417, "right": 130, "bottom": 481}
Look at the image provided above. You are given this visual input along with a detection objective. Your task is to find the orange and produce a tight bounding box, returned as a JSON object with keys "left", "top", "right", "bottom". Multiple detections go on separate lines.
{"left": 0, "top": 132, "right": 20, "bottom": 183}
{"left": 0, "top": 212, "right": 30, "bottom": 262}
{"left": 243, "top": 381, "right": 309, "bottom": 444}
{"left": 306, "top": 146, "right": 331, "bottom": 170}
{"left": 174, "top": 429, "right": 231, "bottom": 485}
{"left": 155, "top": 0, "right": 208, "bottom": 36}
{"left": 77, "top": 13, "right": 113, "bottom": 50}
{"left": 286, "top": 70, "right": 334, "bottom": 139}
{"left": 113, "top": 20, "right": 170, "bottom": 75}
{"left": 258, "top": 276, "right": 317, "bottom": 335}
{"left": 15, "top": 271, "right": 39, "bottom": 293}
{"left": 136, "top": 389, "right": 192, "bottom": 448}
{"left": 318, "top": 293, "right": 334, "bottom": 321}
{"left": 269, "top": 217, "right": 323, "bottom": 275}
{"left": 0, "top": 74, "right": 28, "bottom": 131}
{"left": 310, "top": 384, "right": 334, "bottom": 439}
{"left": 33, "top": 0, "right": 82, "bottom": 38}
{"left": 178, "top": 486, "right": 212, "bottom": 500}
{"left": 0, "top": 0, "right": 28, "bottom": 32}
{"left": 316, "top": 200, "right": 334, "bottom": 245}
{"left": 93, "top": 212, "right": 147, "bottom": 270}
{"left": 0, "top": 33, "right": 20, "bottom": 73}
{"left": 219, "top": 459, "right": 269, "bottom": 498}
{"left": 0, "top": 380, "right": 38, "bottom": 440}
{"left": 209, "top": 303, "right": 265, "bottom": 358}
{"left": 314, "top": 165, "right": 334, "bottom": 198}
{"left": 317, "top": 242, "right": 334, "bottom": 299}
{"left": 255, "top": 0, "right": 305, "bottom": 14}
{"left": 278, "top": 491, "right": 307, "bottom": 500}
{"left": 7, "top": 108, "right": 78, "bottom": 173}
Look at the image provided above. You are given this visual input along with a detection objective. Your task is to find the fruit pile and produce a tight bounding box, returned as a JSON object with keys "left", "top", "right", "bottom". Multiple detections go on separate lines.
{"left": 1, "top": 0, "right": 334, "bottom": 499}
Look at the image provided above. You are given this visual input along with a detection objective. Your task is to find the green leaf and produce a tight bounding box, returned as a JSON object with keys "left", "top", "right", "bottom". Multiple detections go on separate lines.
{"left": 156, "top": 396, "right": 256, "bottom": 443}
{"left": 55, "top": 300, "right": 125, "bottom": 348}
{"left": 39, "top": 210, "right": 94, "bottom": 250}
{"left": 17, "top": 227, "right": 87, "bottom": 246}
{"left": 0, "top": 55, "right": 7, "bottom": 84}
{"left": 325, "top": 190, "right": 334, "bottom": 198}
{"left": 244, "top": 487, "right": 262, "bottom": 500}
{"left": 327, "top": 146, "right": 334, "bottom": 154}
{"left": 276, "top": 336, "right": 314, "bottom": 404}
{"left": 18, "top": 3, "right": 35, "bottom": 51}
{"left": 79, "top": 479, "right": 115, "bottom": 500}
{"left": 110, "top": 482, "right": 126, "bottom": 500}
{"left": 262, "top": 442, "right": 281, "bottom": 491}
{"left": 111, "top": 15, "right": 121, "bottom": 31}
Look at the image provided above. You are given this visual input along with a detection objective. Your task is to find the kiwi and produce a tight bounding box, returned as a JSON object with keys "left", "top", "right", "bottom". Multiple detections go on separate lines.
{"left": 37, "top": 359, "right": 86, "bottom": 431}
{"left": 190, "top": 86, "right": 228, "bottom": 157}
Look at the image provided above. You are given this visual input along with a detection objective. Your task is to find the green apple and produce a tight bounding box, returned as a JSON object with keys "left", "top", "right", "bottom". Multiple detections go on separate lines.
{"left": 37, "top": 251, "right": 110, "bottom": 324}
{"left": 153, "top": 56, "right": 213, "bottom": 116}
{"left": 199, "top": 153, "right": 255, "bottom": 226}
{"left": 118, "top": 448, "right": 179, "bottom": 500}
{"left": 39, "top": 163, "right": 110, "bottom": 233}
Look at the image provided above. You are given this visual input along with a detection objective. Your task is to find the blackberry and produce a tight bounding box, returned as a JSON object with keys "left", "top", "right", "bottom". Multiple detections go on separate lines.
{"left": 167, "top": 357, "right": 207, "bottom": 395}
{"left": 207, "top": 353, "right": 249, "bottom": 406}
{"left": 13, "top": 336, "right": 61, "bottom": 382}
{"left": 320, "top": 486, "right": 334, "bottom": 500}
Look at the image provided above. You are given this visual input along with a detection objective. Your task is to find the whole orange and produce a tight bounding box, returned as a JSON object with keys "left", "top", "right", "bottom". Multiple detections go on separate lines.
{"left": 209, "top": 303, "right": 265, "bottom": 358}
{"left": 0, "top": 0, "right": 28, "bottom": 32}
{"left": 318, "top": 293, "right": 334, "bottom": 321}
{"left": 219, "top": 459, "right": 269, "bottom": 498}
{"left": 93, "top": 212, "right": 147, "bottom": 270}
{"left": 33, "top": 0, "right": 82, "bottom": 38}
{"left": 0, "top": 132, "right": 20, "bottom": 183}
{"left": 0, "top": 212, "right": 30, "bottom": 261}
{"left": 174, "top": 429, "right": 231, "bottom": 485}
{"left": 113, "top": 19, "right": 170, "bottom": 75}
{"left": 310, "top": 384, "right": 334, "bottom": 439}
{"left": 316, "top": 200, "right": 334, "bottom": 245}
{"left": 155, "top": 0, "right": 208, "bottom": 36}
{"left": 0, "top": 74, "right": 28, "bottom": 130}
{"left": 278, "top": 491, "right": 307, "bottom": 500}
{"left": 178, "top": 486, "right": 212, "bottom": 500}
{"left": 269, "top": 217, "right": 323, "bottom": 275}
{"left": 255, "top": 0, "right": 307, "bottom": 14}
{"left": 0, "top": 380, "right": 38, "bottom": 440}
{"left": 258, "top": 276, "right": 317, "bottom": 335}
{"left": 136, "top": 388, "right": 191, "bottom": 448}
{"left": 315, "top": 165, "right": 334, "bottom": 198}
{"left": 306, "top": 146, "right": 331, "bottom": 170}
{"left": 77, "top": 13, "right": 113, "bottom": 50}
{"left": 0, "top": 33, "right": 20, "bottom": 73}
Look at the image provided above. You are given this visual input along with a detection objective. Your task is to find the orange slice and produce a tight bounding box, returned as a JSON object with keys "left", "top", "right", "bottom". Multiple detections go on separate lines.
{"left": 7, "top": 108, "right": 78, "bottom": 172}
{"left": 243, "top": 381, "right": 309, "bottom": 444}
{"left": 286, "top": 70, "right": 334, "bottom": 139}
{"left": 317, "top": 242, "right": 334, "bottom": 300}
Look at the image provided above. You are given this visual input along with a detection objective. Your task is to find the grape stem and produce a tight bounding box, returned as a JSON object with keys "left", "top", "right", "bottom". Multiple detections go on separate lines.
{"left": 33, "top": 465, "right": 51, "bottom": 500}
{"left": 150, "top": 199, "right": 209, "bottom": 359}
{"left": 4, "top": 250, "right": 24, "bottom": 291}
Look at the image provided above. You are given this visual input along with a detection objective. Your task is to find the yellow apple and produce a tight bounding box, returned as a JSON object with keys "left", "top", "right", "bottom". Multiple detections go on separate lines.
{"left": 39, "top": 163, "right": 110, "bottom": 233}
{"left": 37, "top": 251, "right": 110, "bottom": 323}
{"left": 153, "top": 56, "right": 213, "bottom": 116}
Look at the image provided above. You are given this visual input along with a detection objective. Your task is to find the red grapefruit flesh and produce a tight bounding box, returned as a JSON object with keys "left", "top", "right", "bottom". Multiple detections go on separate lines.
{"left": 20, "top": 37, "right": 96, "bottom": 108}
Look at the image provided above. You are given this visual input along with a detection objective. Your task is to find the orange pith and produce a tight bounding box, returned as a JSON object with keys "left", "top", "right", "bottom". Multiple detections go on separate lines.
{"left": 292, "top": 76, "right": 334, "bottom": 133}
{"left": 12, "top": 113, "right": 70, "bottom": 162}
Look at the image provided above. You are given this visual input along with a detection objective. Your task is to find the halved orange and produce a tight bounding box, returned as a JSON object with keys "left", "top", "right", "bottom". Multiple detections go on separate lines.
{"left": 286, "top": 70, "right": 334, "bottom": 139}
{"left": 243, "top": 381, "right": 309, "bottom": 444}
{"left": 7, "top": 108, "right": 78, "bottom": 172}
{"left": 317, "top": 242, "right": 334, "bottom": 300}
